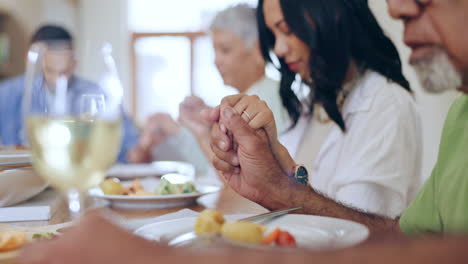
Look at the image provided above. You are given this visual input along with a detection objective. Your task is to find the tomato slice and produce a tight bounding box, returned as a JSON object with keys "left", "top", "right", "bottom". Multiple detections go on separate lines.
{"left": 276, "top": 230, "right": 297, "bottom": 248}
{"left": 262, "top": 228, "right": 281, "bottom": 245}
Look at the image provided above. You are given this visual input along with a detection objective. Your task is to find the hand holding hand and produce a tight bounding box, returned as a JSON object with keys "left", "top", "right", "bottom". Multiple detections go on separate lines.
{"left": 178, "top": 96, "right": 211, "bottom": 139}
{"left": 213, "top": 94, "right": 296, "bottom": 176}
{"left": 128, "top": 113, "right": 180, "bottom": 163}
{"left": 210, "top": 105, "right": 295, "bottom": 209}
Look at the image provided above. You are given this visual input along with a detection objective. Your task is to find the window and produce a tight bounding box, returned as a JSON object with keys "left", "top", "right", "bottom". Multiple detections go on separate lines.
{"left": 129, "top": 0, "right": 257, "bottom": 122}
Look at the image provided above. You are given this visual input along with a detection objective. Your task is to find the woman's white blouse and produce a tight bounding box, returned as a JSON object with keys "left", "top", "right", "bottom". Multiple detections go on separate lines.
{"left": 310, "top": 71, "right": 422, "bottom": 218}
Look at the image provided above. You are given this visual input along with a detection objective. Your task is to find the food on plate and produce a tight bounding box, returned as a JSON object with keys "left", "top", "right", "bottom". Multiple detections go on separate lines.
{"left": 100, "top": 179, "right": 152, "bottom": 196}
{"left": 100, "top": 178, "right": 124, "bottom": 195}
{"left": 155, "top": 177, "right": 197, "bottom": 195}
{"left": 194, "top": 209, "right": 225, "bottom": 235}
{"left": 100, "top": 178, "right": 142, "bottom": 196}
{"left": 193, "top": 210, "right": 297, "bottom": 247}
{"left": 0, "top": 231, "right": 60, "bottom": 255}
{"left": 122, "top": 180, "right": 153, "bottom": 196}
{"left": 194, "top": 210, "right": 265, "bottom": 244}
{"left": 0, "top": 231, "right": 27, "bottom": 252}
{"left": 99, "top": 177, "right": 198, "bottom": 196}
{"left": 32, "top": 232, "right": 56, "bottom": 240}
{"left": 221, "top": 221, "right": 265, "bottom": 244}
{"left": 262, "top": 228, "right": 297, "bottom": 248}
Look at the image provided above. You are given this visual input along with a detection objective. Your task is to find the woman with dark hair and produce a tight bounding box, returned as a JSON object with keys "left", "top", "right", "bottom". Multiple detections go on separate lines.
{"left": 214, "top": 0, "right": 422, "bottom": 218}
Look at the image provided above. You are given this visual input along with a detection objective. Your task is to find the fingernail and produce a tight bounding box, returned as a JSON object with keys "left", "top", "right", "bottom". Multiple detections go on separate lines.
{"left": 220, "top": 124, "right": 227, "bottom": 133}
{"left": 232, "top": 156, "right": 239, "bottom": 166}
{"left": 223, "top": 107, "right": 234, "bottom": 120}
{"left": 219, "top": 141, "right": 226, "bottom": 150}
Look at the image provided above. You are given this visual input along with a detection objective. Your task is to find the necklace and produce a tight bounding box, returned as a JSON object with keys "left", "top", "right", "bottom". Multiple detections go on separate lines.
{"left": 315, "top": 73, "right": 361, "bottom": 124}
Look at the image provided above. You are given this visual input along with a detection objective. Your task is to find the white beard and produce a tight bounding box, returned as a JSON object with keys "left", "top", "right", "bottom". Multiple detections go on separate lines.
{"left": 411, "top": 49, "right": 462, "bottom": 93}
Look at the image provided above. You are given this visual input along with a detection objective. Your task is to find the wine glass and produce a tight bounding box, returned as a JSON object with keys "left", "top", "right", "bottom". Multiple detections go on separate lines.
{"left": 23, "top": 41, "right": 123, "bottom": 219}
{"left": 79, "top": 94, "right": 106, "bottom": 119}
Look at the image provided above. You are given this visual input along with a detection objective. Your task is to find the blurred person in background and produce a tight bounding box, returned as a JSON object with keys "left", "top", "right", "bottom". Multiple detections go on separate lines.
{"left": 0, "top": 25, "right": 139, "bottom": 163}
{"left": 128, "top": 4, "right": 294, "bottom": 177}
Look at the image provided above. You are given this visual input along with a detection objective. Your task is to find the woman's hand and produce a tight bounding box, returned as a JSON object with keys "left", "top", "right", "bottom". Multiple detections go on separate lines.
{"left": 179, "top": 96, "right": 211, "bottom": 140}
{"left": 217, "top": 94, "right": 296, "bottom": 176}
{"left": 220, "top": 94, "right": 278, "bottom": 146}
{"left": 127, "top": 113, "right": 180, "bottom": 163}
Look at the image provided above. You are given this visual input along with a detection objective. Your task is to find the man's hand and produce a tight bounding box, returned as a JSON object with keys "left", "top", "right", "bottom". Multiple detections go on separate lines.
{"left": 207, "top": 97, "right": 400, "bottom": 234}
{"left": 210, "top": 105, "right": 298, "bottom": 209}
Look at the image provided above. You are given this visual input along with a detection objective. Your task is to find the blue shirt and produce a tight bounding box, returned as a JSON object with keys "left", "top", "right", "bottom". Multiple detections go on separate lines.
{"left": 0, "top": 74, "right": 139, "bottom": 163}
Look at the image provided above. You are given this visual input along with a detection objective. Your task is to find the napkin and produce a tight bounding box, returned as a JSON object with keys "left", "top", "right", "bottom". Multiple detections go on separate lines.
{"left": 0, "top": 149, "right": 30, "bottom": 164}
{"left": 0, "top": 206, "right": 50, "bottom": 222}
{"left": 0, "top": 169, "right": 48, "bottom": 207}
{"left": 116, "top": 209, "right": 200, "bottom": 231}
{"left": 0, "top": 189, "right": 57, "bottom": 223}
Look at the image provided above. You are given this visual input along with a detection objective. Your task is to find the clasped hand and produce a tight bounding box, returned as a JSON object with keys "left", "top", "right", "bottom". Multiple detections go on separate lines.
{"left": 205, "top": 94, "right": 297, "bottom": 207}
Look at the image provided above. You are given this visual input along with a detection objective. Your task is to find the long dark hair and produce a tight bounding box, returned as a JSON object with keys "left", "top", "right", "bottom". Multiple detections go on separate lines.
{"left": 257, "top": 0, "right": 410, "bottom": 131}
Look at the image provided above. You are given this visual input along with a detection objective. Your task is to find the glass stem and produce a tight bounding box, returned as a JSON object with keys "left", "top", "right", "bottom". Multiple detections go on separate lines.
{"left": 67, "top": 189, "right": 84, "bottom": 220}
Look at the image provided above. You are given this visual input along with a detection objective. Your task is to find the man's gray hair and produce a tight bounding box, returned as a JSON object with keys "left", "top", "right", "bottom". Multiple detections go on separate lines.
{"left": 209, "top": 4, "right": 258, "bottom": 49}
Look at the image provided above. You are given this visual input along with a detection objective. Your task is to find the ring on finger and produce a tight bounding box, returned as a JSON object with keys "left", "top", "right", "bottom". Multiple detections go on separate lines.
{"left": 242, "top": 111, "right": 252, "bottom": 121}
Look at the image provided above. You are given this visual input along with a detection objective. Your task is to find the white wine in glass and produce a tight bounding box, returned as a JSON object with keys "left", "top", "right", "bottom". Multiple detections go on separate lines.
{"left": 23, "top": 41, "right": 123, "bottom": 219}
{"left": 26, "top": 117, "right": 121, "bottom": 192}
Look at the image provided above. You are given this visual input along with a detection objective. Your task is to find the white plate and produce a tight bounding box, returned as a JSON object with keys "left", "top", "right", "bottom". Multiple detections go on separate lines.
{"left": 135, "top": 214, "right": 369, "bottom": 250}
{"left": 0, "top": 150, "right": 46, "bottom": 207}
{"left": 0, "top": 149, "right": 31, "bottom": 164}
{"left": 107, "top": 161, "right": 195, "bottom": 180}
{"left": 89, "top": 178, "right": 221, "bottom": 210}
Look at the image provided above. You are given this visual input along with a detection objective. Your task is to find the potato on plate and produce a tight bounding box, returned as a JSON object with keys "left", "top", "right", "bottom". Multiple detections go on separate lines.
{"left": 194, "top": 210, "right": 225, "bottom": 235}
{"left": 220, "top": 221, "right": 265, "bottom": 244}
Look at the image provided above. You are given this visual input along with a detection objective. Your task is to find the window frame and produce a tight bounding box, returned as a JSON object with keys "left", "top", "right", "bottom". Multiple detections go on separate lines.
{"left": 129, "top": 31, "right": 206, "bottom": 117}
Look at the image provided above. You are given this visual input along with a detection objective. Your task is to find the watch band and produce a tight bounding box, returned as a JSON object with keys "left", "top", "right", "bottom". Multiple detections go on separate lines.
{"left": 293, "top": 164, "right": 309, "bottom": 185}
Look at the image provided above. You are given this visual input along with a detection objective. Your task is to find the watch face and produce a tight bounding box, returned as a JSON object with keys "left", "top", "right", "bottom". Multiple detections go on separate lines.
{"left": 294, "top": 166, "right": 309, "bottom": 185}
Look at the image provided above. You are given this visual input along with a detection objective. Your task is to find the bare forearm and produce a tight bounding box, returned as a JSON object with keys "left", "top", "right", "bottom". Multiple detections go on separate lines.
{"left": 299, "top": 187, "right": 399, "bottom": 235}
{"left": 259, "top": 175, "right": 399, "bottom": 235}
{"left": 265, "top": 143, "right": 398, "bottom": 235}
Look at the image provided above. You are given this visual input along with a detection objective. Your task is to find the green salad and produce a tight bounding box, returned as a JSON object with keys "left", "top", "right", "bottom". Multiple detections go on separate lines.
{"left": 155, "top": 176, "right": 197, "bottom": 195}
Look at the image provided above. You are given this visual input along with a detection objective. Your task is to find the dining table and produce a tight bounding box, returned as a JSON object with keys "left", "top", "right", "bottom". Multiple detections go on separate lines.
{"left": 0, "top": 178, "right": 269, "bottom": 264}
{"left": 6, "top": 185, "right": 268, "bottom": 228}
{"left": 1, "top": 178, "right": 373, "bottom": 264}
